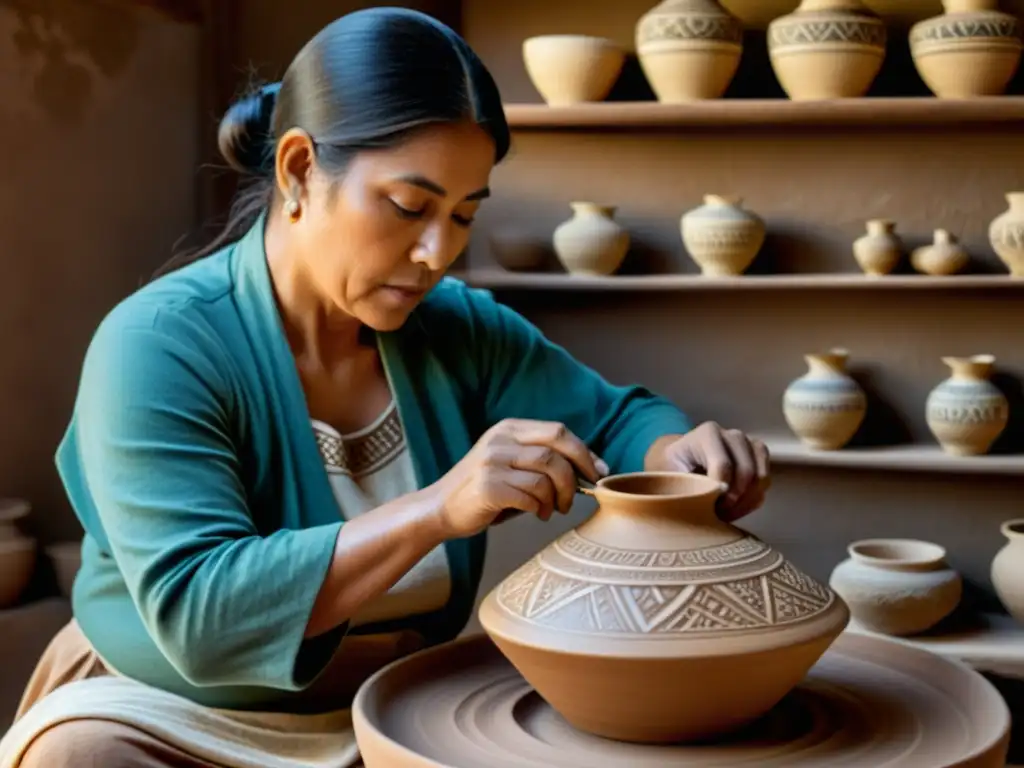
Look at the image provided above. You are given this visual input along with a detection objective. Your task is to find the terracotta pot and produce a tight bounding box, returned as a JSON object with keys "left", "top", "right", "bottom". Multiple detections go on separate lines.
{"left": 925, "top": 354, "right": 1008, "bottom": 455}
{"left": 829, "top": 539, "right": 962, "bottom": 636}
{"left": 0, "top": 537, "right": 36, "bottom": 608}
{"left": 45, "top": 540, "right": 82, "bottom": 599}
{"left": 783, "top": 348, "right": 867, "bottom": 450}
{"left": 552, "top": 202, "right": 630, "bottom": 275}
{"left": 911, "top": 228, "right": 969, "bottom": 275}
{"left": 0, "top": 498, "right": 30, "bottom": 543}
{"left": 852, "top": 219, "right": 903, "bottom": 276}
{"left": 767, "top": 0, "right": 888, "bottom": 100}
{"left": 989, "top": 191, "right": 1024, "bottom": 277}
{"left": 478, "top": 472, "right": 850, "bottom": 744}
{"left": 522, "top": 35, "right": 625, "bottom": 106}
{"left": 991, "top": 519, "right": 1024, "bottom": 624}
{"left": 635, "top": 0, "right": 744, "bottom": 102}
{"left": 680, "top": 194, "right": 766, "bottom": 276}
{"left": 910, "top": 0, "right": 1022, "bottom": 98}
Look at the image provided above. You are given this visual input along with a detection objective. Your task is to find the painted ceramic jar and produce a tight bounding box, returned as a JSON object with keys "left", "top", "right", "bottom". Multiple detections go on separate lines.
{"left": 478, "top": 472, "right": 850, "bottom": 744}
{"left": 925, "top": 355, "right": 1008, "bottom": 455}
{"left": 680, "top": 194, "right": 766, "bottom": 276}
{"left": 783, "top": 348, "right": 867, "bottom": 450}
{"left": 552, "top": 202, "right": 630, "bottom": 275}
{"left": 991, "top": 519, "right": 1024, "bottom": 625}
{"left": 830, "top": 539, "right": 962, "bottom": 636}
{"left": 989, "top": 191, "right": 1024, "bottom": 277}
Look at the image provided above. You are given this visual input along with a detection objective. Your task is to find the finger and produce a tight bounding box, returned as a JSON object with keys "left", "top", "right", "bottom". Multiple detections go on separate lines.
{"left": 502, "top": 468, "right": 558, "bottom": 522}
{"left": 510, "top": 444, "right": 578, "bottom": 514}
{"left": 697, "top": 425, "right": 734, "bottom": 489}
{"left": 753, "top": 438, "right": 772, "bottom": 493}
{"left": 722, "top": 430, "right": 757, "bottom": 509}
{"left": 504, "top": 419, "right": 605, "bottom": 482}
{"left": 719, "top": 489, "right": 765, "bottom": 524}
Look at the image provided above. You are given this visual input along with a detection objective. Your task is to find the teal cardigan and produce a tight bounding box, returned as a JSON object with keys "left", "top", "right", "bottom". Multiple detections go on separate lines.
{"left": 55, "top": 216, "right": 692, "bottom": 710}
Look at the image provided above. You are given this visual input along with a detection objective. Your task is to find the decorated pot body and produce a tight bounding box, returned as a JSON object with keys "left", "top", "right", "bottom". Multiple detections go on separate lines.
{"left": 783, "top": 348, "right": 867, "bottom": 450}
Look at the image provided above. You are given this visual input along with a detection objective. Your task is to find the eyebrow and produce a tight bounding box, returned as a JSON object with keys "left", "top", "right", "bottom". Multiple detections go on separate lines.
{"left": 396, "top": 174, "right": 490, "bottom": 202}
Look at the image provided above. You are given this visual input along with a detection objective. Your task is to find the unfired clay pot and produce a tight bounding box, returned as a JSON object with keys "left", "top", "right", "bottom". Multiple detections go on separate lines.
{"left": 552, "top": 202, "right": 630, "bottom": 275}
{"left": 829, "top": 539, "right": 962, "bottom": 636}
{"left": 925, "top": 354, "right": 1008, "bottom": 455}
{"left": 783, "top": 348, "right": 867, "bottom": 450}
{"left": 680, "top": 194, "right": 766, "bottom": 276}
{"left": 522, "top": 35, "right": 626, "bottom": 105}
{"left": 989, "top": 191, "right": 1024, "bottom": 277}
{"left": 910, "top": 0, "right": 1022, "bottom": 98}
{"left": 478, "top": 472, "right": 850, "bottom": 744}
{"left": 991, "top": 518, "right": 1024, "bottom": 624}
{"left": 852, "top": 219, "right": 903, "bottom": 276}
{"left": 635, "top": 0, "right": 744, "bottom": 102}
{"left": 767, "top": 0, "right": 888, "bottom": 100}
{"left": 911, "top": 228, "right": 969, "bottom": 275}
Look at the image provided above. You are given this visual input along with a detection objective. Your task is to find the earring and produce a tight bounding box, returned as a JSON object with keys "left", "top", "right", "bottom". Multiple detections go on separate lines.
{"left": 284, "top": 198, "right": 301, "bottom": 223}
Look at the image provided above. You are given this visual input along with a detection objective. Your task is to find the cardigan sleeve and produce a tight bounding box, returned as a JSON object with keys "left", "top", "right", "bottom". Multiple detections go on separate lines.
{"left": 67, "top": 306, "right": 344, "bottom": 690}
{"left": 459, "top": 285, "right": 693, "bottom": 472}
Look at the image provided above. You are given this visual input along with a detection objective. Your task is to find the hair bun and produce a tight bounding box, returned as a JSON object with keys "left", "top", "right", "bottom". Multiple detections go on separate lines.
{"left": 217, "top": 82, "right": 281, "bottom": 174}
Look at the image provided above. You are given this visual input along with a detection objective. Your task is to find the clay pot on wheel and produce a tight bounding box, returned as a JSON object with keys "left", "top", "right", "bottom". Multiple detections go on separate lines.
{"left": 910, "top": 0, "right": 1022, "bottom": 98}
{"left": 636, "top": 0, "right": 744, "bottom": 102}
{"left": 783, "top": 348, "right": 867, "bottom": 450}
{"left": 989, "top": 191, "right": 1024, "bottom": 277}
{"left": 991, "top": 519, "right": 1024, "bottom": 624}
{"left": 478, "top": 472, "right": 850, "bottom": 744}
{"left": 925, "top": 354, "right": 1008, "bottom": 455}
{"left": 523, "top": 36, "right": 625, "bottom": 105}
{"left": 829, "top": 539, "right": 962, "bottom": 636}
{"left": 767, "top": 0, "right": 887, "bottom": 100}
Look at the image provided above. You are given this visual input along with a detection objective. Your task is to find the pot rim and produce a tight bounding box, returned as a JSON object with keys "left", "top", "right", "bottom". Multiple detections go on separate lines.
{"left": 0, "top": 498, "right": 30, "bottom": 523}
{"left": 595, "top": 471, "right": 727, "bottom": 501}
{"left": 848, "top": 538, "right": 948, "bottom": 568}
{"left": 1000, "top": 518, "right": 1024, "bottom": 540}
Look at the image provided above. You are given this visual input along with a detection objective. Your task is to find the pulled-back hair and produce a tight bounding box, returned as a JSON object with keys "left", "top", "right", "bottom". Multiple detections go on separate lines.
{"left": 156, "top": 7, "right": 509, "bottom": 277}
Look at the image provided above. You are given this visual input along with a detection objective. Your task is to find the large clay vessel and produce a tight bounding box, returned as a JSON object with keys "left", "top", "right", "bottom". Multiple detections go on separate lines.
{"left": 783, "top": 348, "right": 867, "bottom": 450}
{"left": 680, "top": 194, "right": 766, "bottom": 275}
{"left": 478, "top": 472, "right": 850, "bottom": 744}
{"left": 635, "top": 0, "right": 744, "bottom": 102}
{"left": 991, "top": 519, "right": 1024, "bottom": 624}
{"left": 925, "top": 354, "right": 1008, "bottom": 455}
{"left": 522, "top": 35, "right": 626, "bottom": 105}
{"left": 767, "top": 0, "right": 887, "bottom": 100}
{"left": 552, "top": 202, "right": 630, "bottom": 275}
{"left": 910, "top": 0, "right": 1022, "bottom": 98}
{"left": 989, "top": 191, "right": 1024, "bottom": 277}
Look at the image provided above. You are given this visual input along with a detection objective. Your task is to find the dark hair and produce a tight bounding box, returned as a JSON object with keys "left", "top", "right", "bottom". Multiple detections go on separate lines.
{"left": 155, "top": 7, "right": 510, "bottom": 277}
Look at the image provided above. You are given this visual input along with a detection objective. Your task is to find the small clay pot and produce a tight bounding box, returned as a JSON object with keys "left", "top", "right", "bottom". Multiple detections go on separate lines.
{"left": 552, "top": 202, "right": 630, "bottom": 275}
{"left": 830, "top": 539, "right": 962, "bottom": 636}
{"left": 925, "top": 354, "right": 1008, "bottom": 455}
{"left": 991, "top": 519, "right": 1024, "bottom": 624}
{"left": 852, "top": 219, "right": 903, "bottom": 276}
{"left": 680, "top": 194, "right": 766, "bottom": 276}
{"left": 911, "top": 229, "right": 969, "bottom": 275}
{"left": 989, "top": 191, "right": 1024, "bottom": 277}
{"left": 783, "top": 348, "right": 867, "bottom": 450}
{"left": 487, "top": 228, "right": 548, "bottom": 272}
{"left": 522, "top": 35, "right": 625, "bottom": 105}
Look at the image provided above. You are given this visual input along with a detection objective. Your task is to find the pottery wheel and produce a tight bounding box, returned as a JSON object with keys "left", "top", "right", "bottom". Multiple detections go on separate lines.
{"left": 352, "top": 632, "right": 1010, "bottom": 768}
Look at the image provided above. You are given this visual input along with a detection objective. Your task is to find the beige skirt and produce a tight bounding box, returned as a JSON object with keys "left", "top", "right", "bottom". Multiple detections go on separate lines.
{"left": 1, "top": 620, "right": 422, "bottom": 768}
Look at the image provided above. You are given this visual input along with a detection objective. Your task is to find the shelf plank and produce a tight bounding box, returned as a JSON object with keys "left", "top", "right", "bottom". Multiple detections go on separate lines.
{"left": 845, "top": 613, "right": 1024, "bottom": 679}
{"left": 761, "top": 435, "right": 1024, "bottom": 476}
{"left": 450, "top": 271, "right": 1021, "bottom": 292}
{"left": 503, "top": 97, "right": 1024, "bottom": 130}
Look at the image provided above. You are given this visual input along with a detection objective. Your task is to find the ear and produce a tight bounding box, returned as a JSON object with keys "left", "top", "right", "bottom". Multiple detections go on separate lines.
{"left": 274, "top": 128, "right": 316, "bottom": 203}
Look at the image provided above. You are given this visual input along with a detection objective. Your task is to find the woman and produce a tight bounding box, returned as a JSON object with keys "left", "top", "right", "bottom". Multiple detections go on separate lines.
{"left": 2, "top": 7, "right": 769, "bottom": 767}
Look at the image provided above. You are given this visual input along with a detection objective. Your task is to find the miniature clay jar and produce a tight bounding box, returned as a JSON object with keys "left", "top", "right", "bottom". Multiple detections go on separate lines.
{"left": 487, "top": 227, "right": 548, "bottom": 272}
{"left": 636, "top": 0, "right": 744, "bottom": 102}
{"left": 478, "top": 472, "right": 850, "bottom": 744}
{"left": 829, "top": 539, "right": 962, "bottom": 636}
{"left": 910, "top": 0, "right": 1022, "bottom": 98}
{"left": 45, "top": 540, "right": 82, "bottom": 599}
{"left": 680, "top": 194, "right": 766, "bottom": 276}
{"left": 926, "top": 354, "right": 1008, "bottom": 455}
{"left": 552, "top": 202, "right": 630, "bottom": 275}
{"left": 522, "top": 35, "right": 625, "bottom": 106}
{"left": 767, "top": 0, "right": 887, "bottom": 100}
{"left": 783, "top": 348, "right": 867, "bottom": 450}
{"left": 911, "top": 229, "right": 969, "bottom": 275}
{"left": 991, "top": 519, "right": 1024, "bottom": 624}
{"left": 852, "top": 219, "right": 903, "bottom": 276}
{"left": 989, "top": 191, "right": 1024, "bottom": 277}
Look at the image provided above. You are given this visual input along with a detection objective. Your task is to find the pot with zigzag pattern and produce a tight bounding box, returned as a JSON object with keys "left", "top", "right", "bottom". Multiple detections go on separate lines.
{"left": 478, "top": 471, "right": 850, "bottom": 744}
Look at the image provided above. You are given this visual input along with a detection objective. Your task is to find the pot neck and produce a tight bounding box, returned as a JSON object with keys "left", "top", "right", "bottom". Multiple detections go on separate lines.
{"left": 866, "top": 219, "right": 894, "bottom": 236}
{"left": 804, "top": 348, "right": 850, "bottom": 376}
{"left": 1005, "top": 192, "right": 1024, "bottom": 212}
{"left": 942, "top": 354, "right": 995, "bottom": 381}
{"left": 943, "top": 0, "right": 998, "bottom": 12}
{"left": 932, "top": 228, "right": 956, "bottom": 246}
{"left": 848, "top": 540, "right": 948, "bottom": 573}
{"left": 799, "top": 0, "right": 869, "bottom": 12}
{"left": 703, "top": 193, "right": 742, "bottom": 208}
{"left": 570, "top": 201, "right": 616, "bottom": 218}
{"left": 1001, "top": 519, "right": 1024, "bottom": 542}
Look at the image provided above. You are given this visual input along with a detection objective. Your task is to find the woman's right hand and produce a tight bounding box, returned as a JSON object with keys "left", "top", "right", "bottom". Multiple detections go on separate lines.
{"left": 427, "top": 419, "right": 609, "bottom": 539}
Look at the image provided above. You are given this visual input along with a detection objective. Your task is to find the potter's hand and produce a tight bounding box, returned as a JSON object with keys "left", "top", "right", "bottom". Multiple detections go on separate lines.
{"left": 427, "top": 419, "right": 609, "bottom": 539}
{"left": 647, "top": 422, "right": 770, "bottom": 523}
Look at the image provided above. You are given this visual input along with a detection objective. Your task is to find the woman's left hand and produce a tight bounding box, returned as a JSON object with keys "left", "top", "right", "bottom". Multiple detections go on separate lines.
{"left": 646, "top": 422, "right": 770, "bottom": 523}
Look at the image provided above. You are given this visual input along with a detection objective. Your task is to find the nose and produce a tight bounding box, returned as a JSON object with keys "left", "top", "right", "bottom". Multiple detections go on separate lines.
{"left": 411, "top": 220, "right": 459, "bottom": 271}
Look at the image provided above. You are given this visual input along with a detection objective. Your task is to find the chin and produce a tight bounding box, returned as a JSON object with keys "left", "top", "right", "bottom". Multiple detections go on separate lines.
{"left": 360, "top": 307, "right": 415, "bottom": 333}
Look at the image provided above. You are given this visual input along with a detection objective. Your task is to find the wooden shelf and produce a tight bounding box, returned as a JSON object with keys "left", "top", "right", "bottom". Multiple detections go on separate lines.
{"left": 451, "top": 271, "right": 1021, "bottom": 292}
{"left": 846, "top": 613, "right": 1024, "bottom": 679}
{"left": 761, "top": 435, "right": 1024, "bottom": 476}
{"left": 503, "top": 97, "right": 1024, "bottom": 130}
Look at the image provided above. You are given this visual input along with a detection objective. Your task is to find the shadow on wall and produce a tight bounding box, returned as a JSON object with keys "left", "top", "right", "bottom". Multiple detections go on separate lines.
{"left": 0, "top": 0, "right": 142, "bottom": 124}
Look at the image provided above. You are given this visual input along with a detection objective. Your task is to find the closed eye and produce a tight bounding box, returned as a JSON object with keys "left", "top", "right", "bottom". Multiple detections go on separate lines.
{"left": 452, "top": 213, "right": 475, "bottom": 227}
{"left": 389, "top": 199, "right": 426, "bottom": 220}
